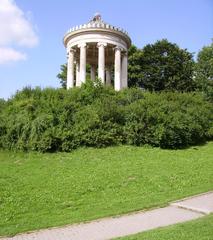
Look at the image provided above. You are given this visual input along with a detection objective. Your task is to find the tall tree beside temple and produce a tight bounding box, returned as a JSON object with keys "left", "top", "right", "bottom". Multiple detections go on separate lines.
{"left": 195, "top": 40, "right": 213, "bottom": 100}
{"left": 128, "top": 39, "right": 195, "bottom": 92}
{"left": 57, "top": 64, "right": 67, "bottom": 89}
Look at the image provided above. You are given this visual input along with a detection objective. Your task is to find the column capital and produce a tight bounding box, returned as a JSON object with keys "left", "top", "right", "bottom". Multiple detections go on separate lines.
{"left": 114, "top": 46, "right": 123, "bottom": 52}
{"left": 122, "top": 50, "right": 128, "bottom": 56}
{"left": 78, "top": 43, "right": 87, "bottom": 48}
{"left": 67, "top": 48, "right": 75, "bottom": 58}
{"left": 69, "top": 47, "right": 75, "bottom": 52}
{"left": 97, "top": 42, "right": 107, "bottom": 48}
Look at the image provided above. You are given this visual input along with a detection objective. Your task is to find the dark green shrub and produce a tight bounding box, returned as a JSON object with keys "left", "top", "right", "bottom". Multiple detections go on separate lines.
{"left": 72, "top": 104, "right": 123, "bottom": 147}
{"left": 123, "top": 95, "right": 166, "bottom": 146}
{"left": 0, "top": 83, "right": 212, "bottom": 152}
{"left": 124, "top": 92, "right": 212, "bottom": 149}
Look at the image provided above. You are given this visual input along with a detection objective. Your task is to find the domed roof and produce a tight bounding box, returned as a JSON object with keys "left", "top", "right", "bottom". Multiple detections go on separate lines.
{"left": 63, "top": 14, "right": 131, "bottom": 47}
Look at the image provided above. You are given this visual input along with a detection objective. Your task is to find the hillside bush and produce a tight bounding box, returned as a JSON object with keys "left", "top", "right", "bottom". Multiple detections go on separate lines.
{"left": 123, "top": 92, "right": 212, "bottom": 148}
{"left": 0, "top": 80, "right": 212, "bottom": 152}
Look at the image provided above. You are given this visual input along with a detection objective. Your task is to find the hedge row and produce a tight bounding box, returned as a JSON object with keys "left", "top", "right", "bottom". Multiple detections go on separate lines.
{"left": 0, "top": 80, "right": 212, "bottom": 152}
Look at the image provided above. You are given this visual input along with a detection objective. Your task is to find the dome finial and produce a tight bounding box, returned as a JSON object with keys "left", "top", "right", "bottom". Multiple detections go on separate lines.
{"left": 93, "top": 12, "right": 101, "bottom": 21}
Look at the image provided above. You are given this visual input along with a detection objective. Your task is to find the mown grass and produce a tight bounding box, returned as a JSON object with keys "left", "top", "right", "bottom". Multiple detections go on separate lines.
{"left": 0, "top": 142, "right": 213, "bottom": 236}
{"left": 116, "top": 214, "right": 213, "bottom": 240}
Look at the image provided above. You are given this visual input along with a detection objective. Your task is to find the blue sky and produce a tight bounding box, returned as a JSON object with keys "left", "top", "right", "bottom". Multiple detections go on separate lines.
{"left": 0, "top": 0, "right": 212, "bottom": 99}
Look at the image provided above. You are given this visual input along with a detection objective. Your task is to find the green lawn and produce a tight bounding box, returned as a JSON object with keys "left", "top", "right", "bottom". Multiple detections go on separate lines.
{"left": 116, "top": 214, "right": 213, "bottom": 240}
{"left": 0, "top": 142, "right": 213, "bottom": 236}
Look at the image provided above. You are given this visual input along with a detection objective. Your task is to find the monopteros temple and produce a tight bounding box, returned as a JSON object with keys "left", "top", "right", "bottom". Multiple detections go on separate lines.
{"left": 63, "top": 13, "right": 131, "bottom": 90}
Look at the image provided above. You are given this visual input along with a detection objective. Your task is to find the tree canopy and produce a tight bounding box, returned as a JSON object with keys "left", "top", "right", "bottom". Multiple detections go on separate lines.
{"left": 195, "top": 40, "right": 213, "bottom": 101}
{"left": 128, "top": 39, "right": 195, "bottom": 91}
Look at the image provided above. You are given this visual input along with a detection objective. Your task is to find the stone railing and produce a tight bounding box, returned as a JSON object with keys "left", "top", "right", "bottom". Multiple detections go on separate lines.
{"left": 65, "top": 22, "right": 129, "bottom": 36}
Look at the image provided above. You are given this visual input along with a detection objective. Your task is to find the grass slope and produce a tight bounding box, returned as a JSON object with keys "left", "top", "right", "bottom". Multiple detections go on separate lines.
{"left": 116, "top": 214, "right": 213, "bottom": 240}
{"left": 0, "top": 142, "right": 213, "bottom": 236}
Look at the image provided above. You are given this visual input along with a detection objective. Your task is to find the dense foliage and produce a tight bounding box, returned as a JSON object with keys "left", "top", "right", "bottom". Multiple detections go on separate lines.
{"left": 195, "top": 40, "right": 213, "bottom": 102}
{"left": 0, "top": 80, "right": 212, "bottom": 152}
{"left": 128, "top": 40, "right": 195, "bottom": 91}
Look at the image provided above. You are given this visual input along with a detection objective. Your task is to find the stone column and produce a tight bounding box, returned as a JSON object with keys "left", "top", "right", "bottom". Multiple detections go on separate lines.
{"left": 67, "top": 48, "right": 75, "bottom": 89}
{"left": 97, "top": 42, "right": 107, "bottom": 83}
{"left": 114, "top": 47, "right": 122, "bottom": 91}
{"left": 121, "top": 51, "right": 128, "bottom": 88}
{"left": 75, "top": 61, "right": 81, "bottom": 87}
{"left": 78, "top": 43, "right": 87, "bottom": 84}
{"left": 106, "top": 67, "right": 111, "bottom": 86}
{"left": 90, "top": 65, "right": 96, "bottom": 81}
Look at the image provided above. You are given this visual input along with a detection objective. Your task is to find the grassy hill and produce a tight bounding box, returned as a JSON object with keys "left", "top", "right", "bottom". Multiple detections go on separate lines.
{"left": 0, "top": 142, "right": 213, "bottom": 236}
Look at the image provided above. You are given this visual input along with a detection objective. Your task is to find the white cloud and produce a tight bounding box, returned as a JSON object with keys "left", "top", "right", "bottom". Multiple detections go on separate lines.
{"left": 0, "top": 47, "right": 27, "bottom": 64}
{"left": 0, "top": 0, "right": 38, "bottom": 64}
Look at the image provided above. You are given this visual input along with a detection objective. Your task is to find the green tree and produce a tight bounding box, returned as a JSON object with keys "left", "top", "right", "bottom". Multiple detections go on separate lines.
{"left": 128, "top": 45, "right": 144, "bottom": 87}
{"left": 0, "top": 98, "right": 5, "bottom": 110}
{"left": 128, "top": 39, "right": 195, "bottom": 91}
{"left": 57, "top": 64, "right": 67, "bottom": 89}
{"left": 57, "top": 64, "right": 92, "bottom": 88}
{"left": 195, "top": 40, "right": 213, "bottom": 101}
